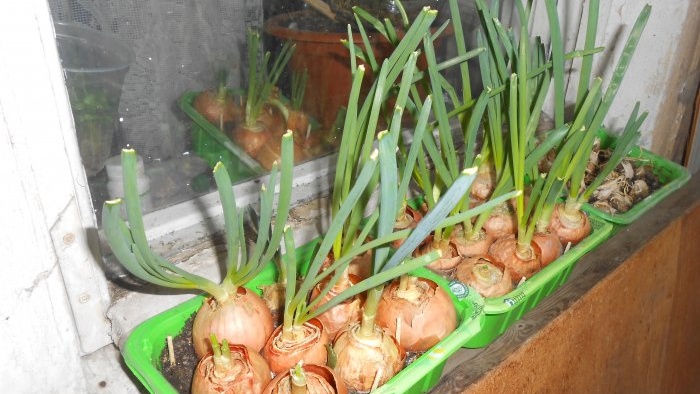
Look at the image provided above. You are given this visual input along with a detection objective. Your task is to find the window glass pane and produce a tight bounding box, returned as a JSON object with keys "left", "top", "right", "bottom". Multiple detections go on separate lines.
{"left": 47, "top": 0, "right": 480, "bottom": 220}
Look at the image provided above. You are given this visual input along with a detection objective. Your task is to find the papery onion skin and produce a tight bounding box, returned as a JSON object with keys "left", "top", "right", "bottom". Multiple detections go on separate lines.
{"left": 262, "top": 364, "right": 348, "bottom": 394}
{"left": 548, "top": 204, "right": 592, "bottom": 246}
{"left": 311, "top": 274, "right": 364, "bottom": 340}
{"left": 470, "top": 164, "right": 495, "bottom": 200}
{"left": 262, "top": 318, "right": 329, "bottom": 374}
{"left": 232, "top": 122, "right": 269, "bottom": 157}
{"left": 451, "top": 227, "right": 493, "bottom": 258}
{"left": 375, "top": 277, "right": 457, "bottom": 352}
{"left": 192, "top": 288, "right": 274, "bottom": 358}
{"left": 453, "top": 254, "right": 513, "bottom": 298}
{"left": 346, "top": 251, "right": 373, "bottom": 281}
{"left": 391, "top": 205, "right": 423, "bottom": 248}
{"left": 287, "top": 110, "right": 310, "bottom": 136}
{"left": 482, "top": 210, "right": 517, "bottom": 239}
{"left": 418, "top": 237, "right": 462, "bottom": 273}
{"left": 193, "top": 90, "right": 241, "bottom": 126}
{"left": 259, "top": 103, "right": 287, "bottom": 137}
{"left": 532, "top": 231, "right": 564, "bottom": 267}
{"left": 332, "top": 323, "right": 406, "bottom": 392}
{"left": 488, "top": 236, "right": 542, "bottom": 284}
{"left": 191, "top": 344, "right": 272, "bottom": 394}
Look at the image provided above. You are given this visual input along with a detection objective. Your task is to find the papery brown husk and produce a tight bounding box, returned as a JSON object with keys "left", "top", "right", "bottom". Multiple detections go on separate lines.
{"left": 453, "top": 254, "right": 513, "bottom": 298}
{"left": 548, "top": 204, "right": 592, "bottom": 246}
{"left": 192, "top": 288, "right": 274, "bottom": 358}
{"left": 287, "top": 110, "right": 310, "bottom": 136}
{"left": 470, "top": 163, "right": 496, "bottom": 200}
{"left": 259, "top": 103, "right": 287, "bottom": 137}
{"left": 450, "top": 227, "right": 494, "bottom": 258}
{"left": 262, "top": 318, "right": 329, "bottom": 374}
{"left": 332, "top": 323, "right": 406, "bottom": 392}
{"left": 482, "top": 209, "right": 517, "bottom": 239}
{"left": 391, "top": 205, "right": 423, "bottom": 248}
{"left": 417, "top": 236, "right": 461, "bottom": 273}
{"left": 232, "top": 122, "right": 270, "bottom": 158}
{"left": 532, "top": 231, "right": 563, "bottom": 267}
{"left": 310, "top": 273, "right": 364, "bottom": 340}
{"left": 262, "top": 364, "right": 348, "bottom": 394}
{"left": 375, "top": 277, "right": 457, "bottom": 352}
{"left": 488, "top": 236, "right": 542, "bottom": 284}
{"left": 347, "top": 250, "right": 373, "bottom": 281}
{"left": 193, "top": 90, "right": 242, "bottom": 126}
{"left": 191, "top": 343, "right": 272, "bottom": 394}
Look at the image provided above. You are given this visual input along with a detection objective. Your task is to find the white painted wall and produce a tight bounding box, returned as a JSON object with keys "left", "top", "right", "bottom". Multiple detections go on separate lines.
{"left": 0, "top": 0, "right": 109, "bottom": 391}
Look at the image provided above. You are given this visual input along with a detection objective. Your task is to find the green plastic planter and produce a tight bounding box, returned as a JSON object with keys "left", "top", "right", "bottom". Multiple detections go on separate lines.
{"left": 459, "top": 215, "right": 613, "bottom": 348}
{"left": 581, "top": 131, "right": 690, "bottom": 226}
{"left": 178, "top": 91, "right": 266, "bottom": 180}
{"left": 122, "top": 239, "right": 485, "bottom": 394}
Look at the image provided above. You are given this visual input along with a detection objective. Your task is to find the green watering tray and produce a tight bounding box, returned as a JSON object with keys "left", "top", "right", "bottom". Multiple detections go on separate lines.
{"left": 581, "top": 131, "right": 691, "bottom": 226}
{"left": 178, "top": 91, "right": 265, "bottom": 182}
{"left": 459, "top": 215, "right": 613, "bottom": 348}
{"left": 122, "top": 239, "right": 485, "bottom": 394}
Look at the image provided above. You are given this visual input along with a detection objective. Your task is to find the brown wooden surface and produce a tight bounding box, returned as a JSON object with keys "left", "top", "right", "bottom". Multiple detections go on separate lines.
{"left": 432, "top": 174, "right": 700, "bottom": 393}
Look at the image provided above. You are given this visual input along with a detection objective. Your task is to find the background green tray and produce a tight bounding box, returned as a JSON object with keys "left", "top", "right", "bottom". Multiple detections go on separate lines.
{"left": 460, "top": 215, "right": 613, "bottom": 348}
{"left": 122, "top": 239, "right": 485, "bottom": 394}
{"left": 581, "top": 131, "right": 691, "bottom": 226}
{"left": 178, "top": 91, "right": 266, "bottom": 181}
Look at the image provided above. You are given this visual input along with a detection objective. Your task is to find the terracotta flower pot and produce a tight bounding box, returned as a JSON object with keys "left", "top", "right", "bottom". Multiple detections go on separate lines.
{"left": 264, "top": 10, "right": 393, "bottom": 130}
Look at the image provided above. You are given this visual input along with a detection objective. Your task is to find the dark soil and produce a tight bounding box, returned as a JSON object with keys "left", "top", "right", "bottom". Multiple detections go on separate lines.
{"left": 159, "top": 314, "right": 198, "bottom": 393}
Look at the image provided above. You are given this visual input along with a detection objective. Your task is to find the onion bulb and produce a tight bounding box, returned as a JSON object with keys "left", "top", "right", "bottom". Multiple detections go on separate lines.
{"left": 191, "top": 339, "right": 271, "bottom": 394}
{"left": 310, "top": 274, "right": 364, "bottom": 340}
{"left": 332, "top": 322, "right": 405, "bottom": 392}
{"left": 232, "top": 122, "right": 269, "bottom": 158}
{"left": 488, "top": 235, "right": 542, "bottom": 284}
{"left": 532, "top": 231, "right": 563, "bottom": 267}
{"left": 548, "top": 203, "right": 592, "bottom": 246}
{"left": 192, "top": 287, "right": 274, "bottom": 358}
{"left": 375, "top": 276, "right": 457, "bottom": 352}
{"left": 482, "top": 205, "right": 517, "bottom": 239}
{"left": 453, "top": 254, "right": 513, "bottom": 298}
{"left": 417, "top": 236, "right": 461, "bottom": 273}
{"left": 262, "top": 363, "right": 348, "bottom": 394}
{"left": 287, "top": 110, "right": 310, "bottom": 136}
{"left": 470, "top": 163, "right": 496, "bottom": 200}
{"left": 451, "top": 227, "right": 493, "bottom": 258}
{"left": 262, "top": 318, "right": 329, "bottom": 375}
{"left": 193, "top": 90, "right": 241, "bottom": 127}
{"left": 391, "top": 205, "right": 423, "bottom": 248}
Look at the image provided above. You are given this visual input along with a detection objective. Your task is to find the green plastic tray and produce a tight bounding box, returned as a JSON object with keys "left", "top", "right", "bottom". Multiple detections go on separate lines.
{"left": 581, "top": 131, "right": 691, "bottom": 225}
{"left": 459, "top": 215, "right": 613, "bottom": 348}
{"left": 122, "top": 239, "right": 485, "bottom": 394}
{"left": 178, "top": 91, "right": 266, "bottom": 179}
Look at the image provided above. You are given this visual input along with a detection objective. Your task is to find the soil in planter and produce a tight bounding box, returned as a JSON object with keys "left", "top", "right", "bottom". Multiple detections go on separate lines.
{"left": 158, "top": 312, "right": 425, "bottom": 393}
{"left": 159, "top": 314, "right": 198, "bottom": 393}
{"left": 585, "top": 147, "right": 662, "bottom": 214}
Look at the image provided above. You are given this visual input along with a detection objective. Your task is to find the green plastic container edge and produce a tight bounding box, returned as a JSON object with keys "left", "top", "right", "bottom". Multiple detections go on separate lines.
{"left": 121, "top": 238, "right": 485, "bottom": 394}
{"left": 461, "top": 215, "right": 613, "bottom": 348}
{"left": 581, "top": 130, "right": 691, "bottom": 225}
{"left": 177, "top": 91, "right": 267, "bottom": 174}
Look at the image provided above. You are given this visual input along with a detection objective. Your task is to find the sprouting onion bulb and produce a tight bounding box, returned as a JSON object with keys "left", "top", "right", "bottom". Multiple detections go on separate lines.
{"left": 191, "top": 335, "right": 271, "bottom": 394}
{"left": 102, "top": 131, "right": 295, "bottom": 358}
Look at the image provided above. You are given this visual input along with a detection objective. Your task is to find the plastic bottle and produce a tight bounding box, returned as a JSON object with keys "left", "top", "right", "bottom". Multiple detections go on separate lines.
{"left": 105, "top": 154, "right": 154, "bottom": 213}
